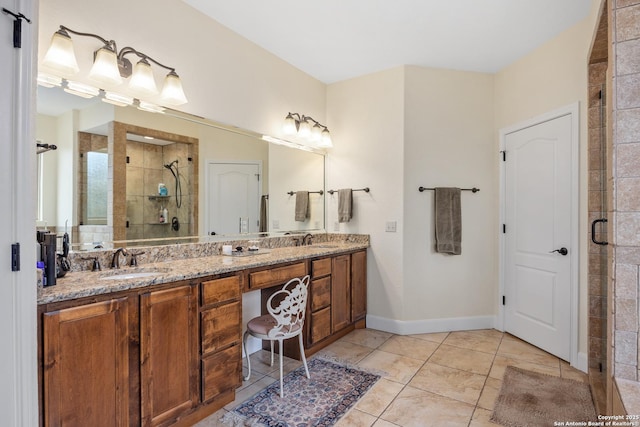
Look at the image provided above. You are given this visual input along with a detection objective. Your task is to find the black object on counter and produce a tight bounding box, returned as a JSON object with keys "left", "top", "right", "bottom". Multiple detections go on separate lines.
{"left": 40, "top": 233, "right": 57, "bottom": 287}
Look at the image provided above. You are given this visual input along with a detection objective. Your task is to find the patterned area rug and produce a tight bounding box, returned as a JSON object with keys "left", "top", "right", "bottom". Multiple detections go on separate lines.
{"left": 491, "top": 366, "right": 598, "bottom": 427}
{"left": 223, "top": 357, "right": 380, "bottom": 427}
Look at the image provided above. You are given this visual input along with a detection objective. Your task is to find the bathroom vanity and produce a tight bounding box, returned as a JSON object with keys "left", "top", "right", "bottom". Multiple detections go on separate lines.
{"left": 37, "top": 239, "right": 367, "bottom": 426}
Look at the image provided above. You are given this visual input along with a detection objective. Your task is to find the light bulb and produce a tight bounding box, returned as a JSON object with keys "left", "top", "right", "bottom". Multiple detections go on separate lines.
{"left": 88, "top": 47, "right": 123, "bottom": 86}
{"left": 42, "top": 29, "right": 79, "bottom": 77}
{"left": 129, "top": 58, "right": 158, "bottom": 97}
{"left": 102, "top": 91, "right": 134, "bottom": 107}
{"left": 137, "top": 101, "right": 165, "bottom": 114}
{"left": 311, "top": 123, "right": 323, "bottom": 142}
{"left": 159, "top": 71, "right": 188, "bottom": 106}
{"left": 298, "top": 119, "right": 311, "bottom": 138}
{"left": 64, "top": 81, "right": 99, "bottom": 98}
{"left": 283, "top": 114, "right": 297, "bottom": 135}
{"left": 37, "top": 73, "right": 62, "bottom": 88}
{"left": 320, "top": 129, "right": 333, "bottom": 148}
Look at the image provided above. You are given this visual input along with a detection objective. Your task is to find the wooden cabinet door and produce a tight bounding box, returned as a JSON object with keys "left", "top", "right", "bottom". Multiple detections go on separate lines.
{"left": 351, "top": 250, "right": 367, "bottom": 322}
{"left": 43, "top": 297, "right": 129, "bottom": 427}
{"left": 331, "top": 254, "right": 351, "bottom": 332}
{"left": 140, "top": 285, "right": 198, "bottom": 427}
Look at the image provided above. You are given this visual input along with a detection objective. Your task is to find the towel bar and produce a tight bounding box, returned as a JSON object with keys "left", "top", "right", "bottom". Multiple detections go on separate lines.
{"left": 418, "top": 186, "right": 480, "bottom": 193}
{"left": 327, "top": 187, "right": 370, "bottom": 195}
{"left": 287, "top": 190, "right": 324, "bottom": 196}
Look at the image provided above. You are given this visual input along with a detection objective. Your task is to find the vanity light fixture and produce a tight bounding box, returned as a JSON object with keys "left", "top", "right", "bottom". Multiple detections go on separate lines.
{"left": 40, "top": 25, "right": 188, "bottom": 106}
{"left": 283, "top": 112, "right": 332, "bottom": 148}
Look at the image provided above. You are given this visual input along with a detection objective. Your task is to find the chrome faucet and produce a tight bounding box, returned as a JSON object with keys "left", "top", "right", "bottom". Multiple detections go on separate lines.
{"left": 302, "top": 233, "right": 313, "bottom": 246}
{"left": 111, "top": 248, "right": 128, "bottom": 269}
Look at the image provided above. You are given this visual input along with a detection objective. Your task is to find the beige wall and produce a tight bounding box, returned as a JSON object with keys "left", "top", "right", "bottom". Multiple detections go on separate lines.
{"left": 327, "top": 67, "right": 406, "bottom": 321}
{"left": 403, "top": 66, "right": 496, "bottom": 323}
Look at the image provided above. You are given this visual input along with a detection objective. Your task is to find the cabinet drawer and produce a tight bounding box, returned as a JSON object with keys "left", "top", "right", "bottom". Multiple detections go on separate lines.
{"left": 201, "top": 345, "right": 242, "bottom": 402}
{"left": 311, "top": 276, "right": 331, "bottom": 311}
{"left": 201, "top": 275, "right": 241, "bottom": 306}
{"left": 311, "top": 258, "right": 331, "bottom": 278}
{"left": 311, "top": 306, "right": 331, "bottom": 344}
{"left": 201, "top": 301, "right": 241, "bottom": 355}
{"left": 248, "top": 262, "right": 307, "bottom": 290}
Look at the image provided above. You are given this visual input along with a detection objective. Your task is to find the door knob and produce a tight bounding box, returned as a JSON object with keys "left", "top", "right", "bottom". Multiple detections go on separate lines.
{"left": 550, "top": 247, "right": 568, "bottom": 256}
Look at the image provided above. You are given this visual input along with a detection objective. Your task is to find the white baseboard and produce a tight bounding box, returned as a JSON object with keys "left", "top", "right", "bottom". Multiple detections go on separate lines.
{"left": 366, "top": 314, "right": 497, "bottom": 335}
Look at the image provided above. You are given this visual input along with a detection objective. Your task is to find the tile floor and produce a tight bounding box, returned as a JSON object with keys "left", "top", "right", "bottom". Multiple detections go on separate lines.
{"left": 195, "top": 328, "right": 589, "bottom": 427}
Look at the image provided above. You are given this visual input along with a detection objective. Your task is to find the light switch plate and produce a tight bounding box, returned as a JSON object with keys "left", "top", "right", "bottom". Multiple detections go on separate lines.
{"left": 385, "top": 221, "right": 397, "bottom": 232}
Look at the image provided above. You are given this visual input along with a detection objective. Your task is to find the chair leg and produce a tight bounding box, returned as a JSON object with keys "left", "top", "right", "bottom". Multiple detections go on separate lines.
{"left": 270, "top": 339, "right": 274, "bottom": 367}
{"left": 278, "top": 339, "right": 284, "bottom": 398}
{"left": 298, "top": 332, "right": 310, "bottom": 379}
{"left": 243, "top": 330, "right": 251, "bottom": 381}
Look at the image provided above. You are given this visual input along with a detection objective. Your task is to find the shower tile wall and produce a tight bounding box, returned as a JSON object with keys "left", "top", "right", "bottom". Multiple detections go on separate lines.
{"left": 126, "top": 140, "right": 195, "bottom": 241}
{"left": 610, "top": 0, "right": 640, "bottom": 383}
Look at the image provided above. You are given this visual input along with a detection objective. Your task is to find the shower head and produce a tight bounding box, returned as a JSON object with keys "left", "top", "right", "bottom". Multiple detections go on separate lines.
{"left": 164, "top": 159, "right": 178, "bottom": 169}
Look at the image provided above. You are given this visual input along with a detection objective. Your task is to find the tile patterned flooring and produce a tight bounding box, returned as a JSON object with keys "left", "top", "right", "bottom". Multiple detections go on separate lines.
{"left": 195, "top": 328, "right": 589, "bottom": 427}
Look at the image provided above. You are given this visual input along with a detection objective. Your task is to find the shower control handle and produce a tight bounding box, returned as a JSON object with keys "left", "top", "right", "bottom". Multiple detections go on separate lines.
{"left": 549, "top": 247, "right": 568, "bottom": 256}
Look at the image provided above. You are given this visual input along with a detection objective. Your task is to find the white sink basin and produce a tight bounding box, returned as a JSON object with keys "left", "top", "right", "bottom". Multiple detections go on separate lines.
{"left": 99, "top": 271, "right": 163, "bottom": 281}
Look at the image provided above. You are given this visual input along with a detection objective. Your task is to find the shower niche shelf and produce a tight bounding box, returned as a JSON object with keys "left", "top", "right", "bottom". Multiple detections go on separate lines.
{"left": 148, "top": 195, "right": 171, "bottom": 201}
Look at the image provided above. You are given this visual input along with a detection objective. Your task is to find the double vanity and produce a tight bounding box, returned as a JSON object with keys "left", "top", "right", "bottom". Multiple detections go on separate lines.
{"left": 37, "top": 234, "right": 368, "bottom": 426}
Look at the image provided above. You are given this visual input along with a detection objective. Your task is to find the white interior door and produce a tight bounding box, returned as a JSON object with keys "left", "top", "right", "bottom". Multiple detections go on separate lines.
{"left": 503, "top": 112, "right": 575, "bottom": 362}
{"left": 207, "top": 162, "right": 261, "bottom": 235}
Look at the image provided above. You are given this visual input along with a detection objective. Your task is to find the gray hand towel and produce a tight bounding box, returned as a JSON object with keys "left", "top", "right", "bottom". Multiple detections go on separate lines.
{"left": 295, "top": 191, "right": 309, "bottom": 222}
{"left": 259, "top": 195, "right": 268, "bottom": 232}
{"left": 338, "top": 189, "right": 353, "bottom": 223}
{"left": 434, "top": 187, "right": 462, "bottom": 255}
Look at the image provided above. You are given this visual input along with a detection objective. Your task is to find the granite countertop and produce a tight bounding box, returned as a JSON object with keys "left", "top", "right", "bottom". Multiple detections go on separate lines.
{"left": 38, "top": 242, "right": 368, "bottom": 305}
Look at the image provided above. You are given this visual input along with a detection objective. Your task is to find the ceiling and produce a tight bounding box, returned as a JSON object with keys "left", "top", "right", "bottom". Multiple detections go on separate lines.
{"left": 182, "top": 0, "right": 593, "bottom": 84}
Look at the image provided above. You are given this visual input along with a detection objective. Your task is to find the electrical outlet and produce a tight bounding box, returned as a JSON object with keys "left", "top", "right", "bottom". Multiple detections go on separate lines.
{"left": 272, "top": 219, "right": 280, "bottom": 230}
{"left": 385, "top": 221, "right": 397, "bottom": 232}
{"left": 334, "top": 221, "right": 340, "bottom": 231}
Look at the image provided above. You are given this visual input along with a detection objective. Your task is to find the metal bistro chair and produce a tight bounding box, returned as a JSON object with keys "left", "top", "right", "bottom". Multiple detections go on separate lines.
{"left": 242, "top": 275, "right": 311, "bottom": 398}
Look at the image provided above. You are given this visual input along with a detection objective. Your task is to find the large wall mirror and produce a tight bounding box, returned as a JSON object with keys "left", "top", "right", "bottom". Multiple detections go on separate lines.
{"left": 36, "top": 86, "right": 326, "bottom": 251}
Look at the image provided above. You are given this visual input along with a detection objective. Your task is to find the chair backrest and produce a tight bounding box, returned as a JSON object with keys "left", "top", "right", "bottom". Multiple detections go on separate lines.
{"left": 266, "top": 275, "right": 310, "bottom": 338}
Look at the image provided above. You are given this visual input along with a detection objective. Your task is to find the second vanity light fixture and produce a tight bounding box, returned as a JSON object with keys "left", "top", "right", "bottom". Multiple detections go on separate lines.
{"left": 283, "top": 112, "right": 332, "bottom": 148}
{"left": 39, "top": 25, "right": 188, "bottom": 111}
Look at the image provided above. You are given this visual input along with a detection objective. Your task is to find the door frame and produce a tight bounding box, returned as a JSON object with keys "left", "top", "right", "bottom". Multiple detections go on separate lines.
{"left": 3, "top": 0, "right": 39, "bottom": 424}
{"left": 204, "top": 159, "right": 263, "bottom": 236}
{"left": 497, "top": 102, "right": 580, "bottom": 368}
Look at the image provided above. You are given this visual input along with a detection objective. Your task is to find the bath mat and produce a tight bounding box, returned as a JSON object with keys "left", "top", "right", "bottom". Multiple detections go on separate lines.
{"left": 222, "top": 357, "right": 380, "bottom": 427}
{"left": 491, "top": 366, "right": 597, "bottom": 427}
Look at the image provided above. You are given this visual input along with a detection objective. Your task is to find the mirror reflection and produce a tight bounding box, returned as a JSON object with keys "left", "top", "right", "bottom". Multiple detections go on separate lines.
{"left": 35, "top": 86, "right": 326, "bottom": 251}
